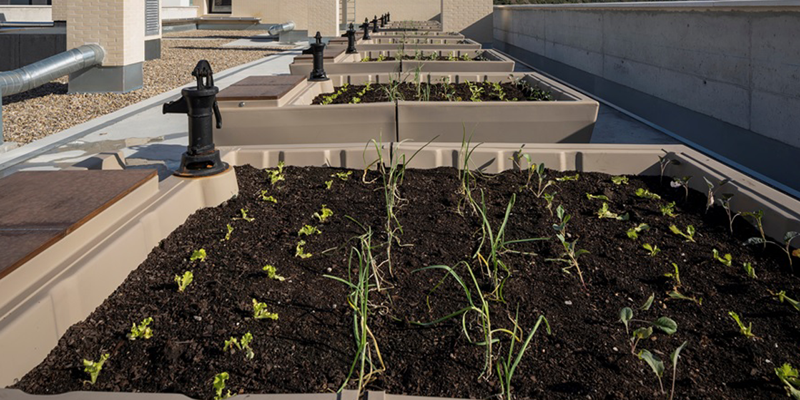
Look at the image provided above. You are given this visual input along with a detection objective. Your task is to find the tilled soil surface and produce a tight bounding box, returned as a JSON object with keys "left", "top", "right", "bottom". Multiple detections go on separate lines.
{"left": 312, "top": 82, "right": 552, "bottom": 104}
{"left": 12, "top": 164, "right": 800, "bottom": 400}
{"left": 361, "top": 54, "right": 487, "bottom": 62}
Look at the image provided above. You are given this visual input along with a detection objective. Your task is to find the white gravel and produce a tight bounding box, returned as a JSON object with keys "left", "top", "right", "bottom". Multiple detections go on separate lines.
{"left": 2, "top": 30, "right": 292, "bottom": 145}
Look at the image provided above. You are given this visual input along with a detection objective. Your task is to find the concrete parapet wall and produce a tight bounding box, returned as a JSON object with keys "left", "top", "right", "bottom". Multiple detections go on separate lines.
{"left": 493, "top": 1, "right": 800, "bottom": 148}
{"left": 0, "top": 5, "right": 51, "bottom": 22}
{"left": 442, "top": 0, "right": 492, "bottom": 43}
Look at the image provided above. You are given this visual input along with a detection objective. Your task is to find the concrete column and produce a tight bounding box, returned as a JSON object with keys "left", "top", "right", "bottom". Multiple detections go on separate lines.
{"left": 441, "top": 0, "right": 492, "bottom": 44}
{"left": 307, "top": 0, "right": 339, "bottom": 38}
{"left": 66, "top": 0, "right": 145, "bottom": 93}
{"left": 51, "top": 0, "right": 66, "bottom": 22}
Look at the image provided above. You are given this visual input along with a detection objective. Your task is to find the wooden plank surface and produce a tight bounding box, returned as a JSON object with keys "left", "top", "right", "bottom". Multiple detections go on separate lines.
{"left": 218, "top": 75, "right": 306, "bottom": 101}
{"left": 0, "top": 169, "right": 157, "bottom": 279}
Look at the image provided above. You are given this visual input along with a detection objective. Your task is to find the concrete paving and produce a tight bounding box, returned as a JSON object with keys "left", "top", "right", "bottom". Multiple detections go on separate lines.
{"left": 0, "top": 42, "right": 677, "bottom": 180}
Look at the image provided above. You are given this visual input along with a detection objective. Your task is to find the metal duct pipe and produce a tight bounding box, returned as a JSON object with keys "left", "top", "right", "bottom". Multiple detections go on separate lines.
{"left": 268, "top": 21, "right": 295, "bottom": 36}
{"left": 0, "top": 44, "right": 105, "bottom": 97}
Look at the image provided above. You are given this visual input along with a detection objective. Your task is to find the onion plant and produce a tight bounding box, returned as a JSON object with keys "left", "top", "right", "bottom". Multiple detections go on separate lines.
{"left": 496, "top": 308, "right": 551, "bottom": 400}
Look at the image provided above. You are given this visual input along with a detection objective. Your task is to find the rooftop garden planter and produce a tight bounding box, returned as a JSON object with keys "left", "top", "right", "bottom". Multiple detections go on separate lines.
{"left": 213, "top": 72, "right": 596, "bottom": 146}
{"left": 2, "top": 143, "right": 799, "bottom": 400}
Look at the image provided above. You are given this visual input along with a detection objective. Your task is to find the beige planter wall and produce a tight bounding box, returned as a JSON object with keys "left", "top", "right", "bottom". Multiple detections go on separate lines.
{"left": 441, "top": 0, "right": 492, "bottom": 43}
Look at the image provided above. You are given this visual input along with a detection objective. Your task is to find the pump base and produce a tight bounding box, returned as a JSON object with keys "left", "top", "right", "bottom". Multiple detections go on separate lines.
{"left": 173, "top": 150, "right": 229, "bottom": 178}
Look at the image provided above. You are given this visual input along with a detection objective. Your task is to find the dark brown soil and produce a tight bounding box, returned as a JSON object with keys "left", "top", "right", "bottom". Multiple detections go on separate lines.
{"left": 312, "top": 82, "right": 552, "bottom": 104}
{"left": 12, "top": 164, "right": 800, "bottom": 400}
{"left": 361, "top": 54, "right": 488, "bottom": 62}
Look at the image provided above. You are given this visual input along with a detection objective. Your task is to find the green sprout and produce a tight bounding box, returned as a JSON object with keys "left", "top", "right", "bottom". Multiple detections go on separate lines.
{"left": 252, "top": 299, "right": 278, "bottom": 320}
{"left": 712, "top": 249, "right": 732, "bottom": 267}
{"left": 265, "top": 161, "right": 285, "bottom": 185}
{"left": 213, "top": 372, "right": 232, "bottom": 400}
{"left": 638, "top": 349, "right": 665, "bottom": 394}
{"left": 635, "top": 188, "right": 661, "bottom": 200}
{"left": 332, "top": 171, "right": 353, "bottom": 181}
{"left": 222, "top": 224, "right": 234, "bottom": 241}
{"left": 543, "top": 192, "right": 556, "bottom": 216}
{"left": 235, "top": 208, "right": 254, "bottom": 222}
{"left": 660, "top": 201, "right": 677, "bottom": 217}
{"left": 728, "top": 311, "right": 756, "bottom": 339}
{"left": 586, "top": 193, "right": 610, "bottom": 201}
{"left": 553, "top": 204, "right": 571, "bottom": 234}
{"left": 658, "top": 150, "right": 677, "bottom": 183}
{"left": 668, "top": 290, "right": 702, "bottom": 306}
{"left": 555, "top": 174, "right": 579, "bottom": 182}
{"left": 669, "top": 224, "right": 696, "bottom": 242}
{"left": 83, "top": 353, "right": 110, "bottom": 385}
{"left": 627, "top": 223, "right": 650, "bottom": 240}
{"left": 619, "top": 307, "right": 677, "bottom": 354}
{"left": 743, "top": 262, "right": 757, "bottom": 279}
{"left": 324, "top": 180, "right": 334, "bottom": 190}
{"left": 643, "top": 243, "right": 661, "bottom": 257}
{"left": 190, "top": 249, "right": 207, "bottom": 262}
{"left": 497, "top": 311, "right": 551, "bottom": 400}
{"left": 260, "top": 190, "right": 277, "bottom": 203}
{"left": 670, "top": 176, "right": 692, "bottom": 202}
{"left": 547, "top": 233, "right": 590, "bottom": 288}
{"left": 313, "top": 205, "right": 334, "bottom": 223}
{"left": 295, "top": 240, "right": 312, "bottom": 259}
{"left": 703, "top": 177, "right": 731, "bottom": 213}
{"left": 611, "top": 176, "right": 629, "bottom": 185}
{"left": 596, "top": 202, "right": 629, "bottom": 220}
{"left": 769, "top": 290, "right": 800, "bottom": 312}
{"left": 298, "top": 225, "right": 321, "bottom": 236}
{"left": 175, "top": 271, "right": 193, "bottom": 293}
{"left": 664, "top": 263, "right": 681, "bottom": 287}
{"left": 128, "top": 317, "right": 153, "bottom": 341}
{"left": 720, "top": 194, "right": 740, "bottom": 234}
{"left": 223, "top": 332, "right": 254, "bottom": 360}
{"left": 775, "top": 363, "right": 800, "bottom": 400}
{"left": 263, "top": 265, "right": 285, "bottom": 281}
{"left": 526, "top": 163, "right": 555, "bottom": 199}
{"left": 746, "top": 230, "right": 800, "bottom": 268}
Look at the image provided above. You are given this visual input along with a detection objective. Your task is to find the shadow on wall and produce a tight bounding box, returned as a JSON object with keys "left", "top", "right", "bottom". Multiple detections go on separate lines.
{"left": 430, "top": 13, "right": 442, "bottom": 21}
{"left": 461, "top": 14, "right": 492, "bottom": 45}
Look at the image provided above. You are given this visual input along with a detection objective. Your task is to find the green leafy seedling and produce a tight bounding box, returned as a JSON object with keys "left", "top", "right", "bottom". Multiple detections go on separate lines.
{"left": 596, "top": 202, "right": 629, "bottom": 220}
{"left": 222, "top": 224, "right": 234, "bottom": 241}
{"left": 664, "top": 263, "right": 681, "bottom": 287}
{"left": 83, "top": 353, "right": 110, "bottom": 385}
{"left": 728, "top": 311, "right": 756, "bottom": 339}
{"left": 224, "top": 332, "right": 255, "bottom": 360}
{"left": 641, "top": 293, "right": 655, "bottom": 311}
{"left": 746, "top": 231, "right": 800, "bottom": 268}
{"left": 298, "top": 225, "right": 321, "bottom": 236}
{"left": 190, "top": 249, "right": 207, "bottom": 262}
{"left": 295, "top": 240, "right": 312, "bottom": 259}
{"left": 703, "top": 177, "right": 731, "bottom": 213}
{"left": 543, "top": 192, "right": 556, "bottom": 216}
{"left": 611, "top": 176, "right": 629, "bottom": 185}
{"left": 627, "top": 223, "right": 650, "bottom": 240}
{"left": 670, "top": 176, "right": 692, "bottom": 202}
{"left": 743, "top": 262, "right": 757, "bottom": 279}
{"left": 586, "top": 193, "right": 610, "bottom": 201}
{"left": 618, "top": 307, "right": 677, "bottom": 354}
{"left": 128, "top": 317, "right": 153, "bottom": 340}
{"left": 712, "top": 249, "right": 732, "bottom": 267}
{"left": 213, "top": 372, "right": 232, "bottom": 400}
{"left": 643, "top": 243, "right": 661, "bottom": 257}
{"left": 669, "top": 224, "right": 696, "bottom": 242}
{"left": 313, "top": 205, "right": 334, "bottom": 223}
{"left": 175, "top": 271, "right": 193, "bottom": 293}
{"left": 660, "top": 201, "right": 677, "bottom": 217}
{"left": 263, "top": 265, "right": 285, "bottom": 281}
{"left": 324, "top": 180, "right": 334, "bottom": 190}
{"left": 638, "top": 349, "right": 666, "bottom": 394}
{"left": 332, "top": 171, "right": 352, "bottom": 181}
{"left": 720, "top": 194, "right": 740, "bottom": 234}
{"left": 775, "top": 363, "right": 800, "bottom": 400}
{"left": 236, "top": 208, "right": 254, "bottom": 223}
{"left": 260, "top": 190, "right": 277, "bottom": 203}
{"left": 555, "top": 174, "right": 579, "bottom": 182}
{"left": 266, "top": 161, "right": 285, "bottom": 185}
{"left": 769, "top": 290, "right": 800, "bottom": 312}
{"left": 668, "top": 290, "right": 702, "bottom": 306}
{"left": 252, "top": 299, "right": 278, "bottom": 320}
{"left": 635, "top": 188, "right": 661, "bottom": 200}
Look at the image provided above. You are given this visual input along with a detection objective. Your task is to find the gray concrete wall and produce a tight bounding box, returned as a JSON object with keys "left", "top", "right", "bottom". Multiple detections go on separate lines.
{"left": 493, "top": 1, "right": 800, "bottom": 149}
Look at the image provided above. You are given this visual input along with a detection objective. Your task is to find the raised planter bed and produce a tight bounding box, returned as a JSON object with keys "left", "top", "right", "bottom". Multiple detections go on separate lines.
{"left": 290, "top": 49, "right": 513, "bottom": 76}
{"left": 2, "top": 143, "right": 799, "bottom": 400}
{"left": 214, "top": 72, "right": 596, "bottom": 146}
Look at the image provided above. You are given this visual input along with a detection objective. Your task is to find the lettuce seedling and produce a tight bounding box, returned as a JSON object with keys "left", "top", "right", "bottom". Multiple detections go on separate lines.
{"left": 643, "top": 243, "right": 661, "bottom": 257}
{"left": 235, "top": 208, "right": 254, "bottom": 222}
{"left": 128, "top": 317, "right": 153, "bottom": 340}
{"left": 262, "top": 265, "right": 285, "bottom": 281}
{"left": 332, "top": 171, "right": 352, "bottom": 181}
{"left": 719, "top": 194, "right": 740, "bottom": 234}
{"left": 596, "top": 202, "right": 629, "bottom": 220}
{"left": 175, "top": 271, "right": 193, "bottom": 293}
{"left": 712, "top": 249, "right": 732, "bottom": 267}
{"left": 769, "top": 290, "right": 800, "bottom": 312}
{"left": 252, "top": 299, "right": 278, "bottom": 320}
{"left": 295, "top": 240, "right": 312, "bottom": 259}
{"left": 746, "top": 231, "right": 800, "bottom": 268}
{"left": 775, "top": 363, "right": 800, "bottom": 400}
{"left": 265, "top": 161, "right": 285, "bottom": 186}
{"left": 222, "top": 224, "right": 233, "bottom": 241}
{"left": 313, "top": 205, "right": 334, "bottom": 223}
{"left": 743, "top": 262, "right": 757, "bottom": 279}
{"left": 627, "top": 223, "right": 650, "bottom": 240}
{"left": 635, "top": 188, "right": 661, "bottom": 200}
{"left": 668, "top": 290, "right": 702, "bottom": 305}
{"left": 213, "top": 372, "right": 232, "bottom": 400}
{"left": 83, "top": 353, "right": 109, "bottom": 385}
{"left": 555, "top": 174, "right": 579, "bottom": 182}
{"left": 703, "top": 177, "right": 731, "bottom": 213}
{"left": 664, "top": 263, "right": 681, "bottom": 287}
{"left": 190, "top": 249, "right": 207, "bottom": 262}
{"left": 543, "top": 192, "right": 556, "bottom": 216}
{"left": 586, "top": 193, "right": 610, "bottom": 201}
{"left": 260, "top": 190, "right": 277, "bottom": 203}
{"left": 611, "top": 176, "right": 629, "bottom": 185}
{"left": 728, "top": 311, "right": 756, "bottom": 339}
{"left": 660, "top": 201, "right": 677, "bottom": 217}
{"left": 298, "top": 225, "right": 321, "bottom": 236}
{"left": 669, "top": 224, "right": 696, "bottom": 242}
{"left": 324, "top": 180, "right": 333, "bottom": 190}
{"left": 224, "top": 332, "right": 255, "bottom": 360}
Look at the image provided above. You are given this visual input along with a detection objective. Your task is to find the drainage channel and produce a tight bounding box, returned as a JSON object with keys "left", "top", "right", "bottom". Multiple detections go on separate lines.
{"left": 496, "top": 49, "right": 800, "bottom": 201}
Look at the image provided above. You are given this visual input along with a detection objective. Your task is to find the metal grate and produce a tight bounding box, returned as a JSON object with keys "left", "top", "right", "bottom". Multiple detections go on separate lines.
{"left": 145, "top": 0, "right": 159, "bottom": 37}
